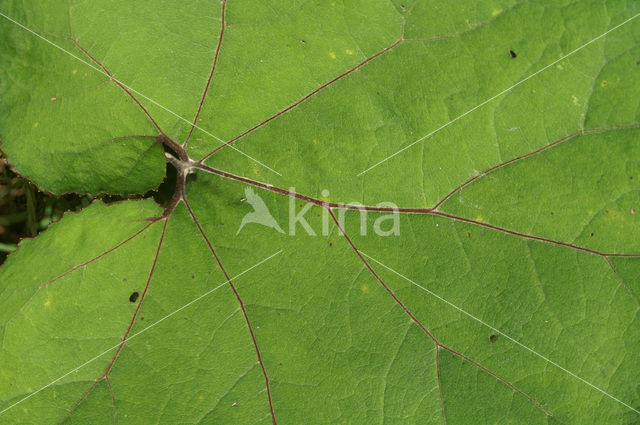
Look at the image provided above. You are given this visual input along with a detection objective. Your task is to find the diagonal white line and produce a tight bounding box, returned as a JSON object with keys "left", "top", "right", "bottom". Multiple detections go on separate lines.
{"left": 0, "top": 12, "right": 282, "bottom": 177}
{"left": 0, "top": 250, "right": 282, "bottom": 417}
{"left": 359, "top": 251, "right": 640, "bottom": 415}
{"left": 357, "top": 12, "right": 640, "bottom": 176}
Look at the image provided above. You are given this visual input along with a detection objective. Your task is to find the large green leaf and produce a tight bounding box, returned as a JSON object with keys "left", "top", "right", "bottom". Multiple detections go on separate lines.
{"left": 1, "top": 1, "right": 639, "bottom": 424}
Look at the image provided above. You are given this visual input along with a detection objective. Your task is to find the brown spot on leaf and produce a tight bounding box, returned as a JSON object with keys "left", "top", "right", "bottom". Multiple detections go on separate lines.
{"left": 489, "top": 333, "right": 499, "bottom": 343}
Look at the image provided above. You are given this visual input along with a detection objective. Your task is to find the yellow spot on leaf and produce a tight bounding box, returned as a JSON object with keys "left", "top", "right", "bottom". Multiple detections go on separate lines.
{"left": 600, "top": 80, "right": 607, "bottom": 87}
{"left": 329, "top": 52, "right": 337, "bottom": 59}
{"left": 33, "top": 122, "right": 39, "bottom": 128}
{"left": 312, "top": 139, "right": 319, "bottom": 145}
{"left": 361, "top": 285, "right": 368, "bottom": 293}
{"left": 475, "top": 216, "right": 483, "bottom": 222}
{"left": 198, "top": 395, "right": 204, "bottom": 401}
{"left": 346, "top": 49, "right": 353, "bottom": 55}
{"left": 44, "top": 300, "right": 51, "bottom": 308}
{"left": 572, "top": 95, "right": 579, "bottom": 105}
{"left": 72, "top": 69, "right": 78, "bottom": 75}
{"left": 556, "top": 64, "right": 564, "bottom": 70}
{"left": 492, "top": 9, "right": 502, "bottom": 16}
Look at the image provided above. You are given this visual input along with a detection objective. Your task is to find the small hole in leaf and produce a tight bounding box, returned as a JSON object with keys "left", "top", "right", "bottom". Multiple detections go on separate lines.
{"left": 186, "top": 172, "right": 198, "bottom": 184}
{"left": 489, "top": 333, "right": 499, "bottom": 343}
{"left": 590, "top": 232, "right": 594, "bottom": 237}
{"left": 129, "top": 291, "right": 140, "bottom": 303}
{"left": 509, "top": 49, "right": 517, "bottom": 58}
